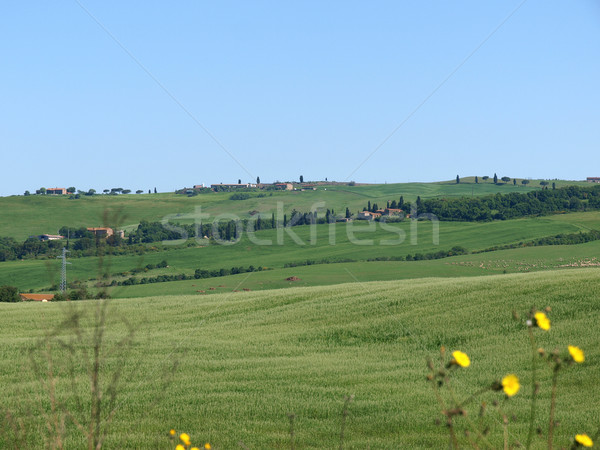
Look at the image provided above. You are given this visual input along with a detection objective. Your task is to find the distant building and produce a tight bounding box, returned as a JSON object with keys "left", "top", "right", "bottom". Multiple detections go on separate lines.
{"left": 87, "top": 227, "right": 125, "bottom": 239}
{"left": 193, "top": 184, "right": 205, "bottom": 189}
{"left": 273, "top": 183, "right": 293, "bottom": 190}
{"left": 357, "top": 211, "right": 382, "bottom": 220}
{"left": 587, "top": 177, "right": 600, "bottom": 183}
{"left": 20, "top": 293, "right": 54, "bottom": 302}
{"left": 46, "top": 188, "right": 67, "bottom": 195}
{"left": 383, "top": 208, "right": 404, "bottom": 216}
{"left": 211, "top": 183, "right": 257, "bottom": 190}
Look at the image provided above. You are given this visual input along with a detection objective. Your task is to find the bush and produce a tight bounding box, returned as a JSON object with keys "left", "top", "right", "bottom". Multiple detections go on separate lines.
{"left": 0, "top": 285, "right": 19, "bottom": 302}
{"left": 229, "top": 192, "right": 252, "bottom": 201}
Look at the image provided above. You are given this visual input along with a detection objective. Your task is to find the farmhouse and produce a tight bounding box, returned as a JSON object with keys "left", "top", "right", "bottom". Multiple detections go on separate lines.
{"left": 587, "top": 177, "right": 600, "bottom": 183}
{"left": 211, "top": 183, "right": 257, "bottom": 190}
{"left": 273, "top": 183, "right": 293, "bottom": 190}
{"left": 20, "top": 293, "right": 54, "bottom": 302}
{"left": 46, "top": 188, "right": 67, "bottom": 195}
{"left": 357, "top": 211, "right": 382, "bottom": 220}
{"left": 87, "top": 227, "right": 125, "bottom": 239}
{"left": 383, "top": 208, "right": 404, "bottom": 216}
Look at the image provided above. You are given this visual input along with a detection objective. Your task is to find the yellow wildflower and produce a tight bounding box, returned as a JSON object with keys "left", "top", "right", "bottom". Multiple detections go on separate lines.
{"left": 501, "top": 374, "right": 520, "bottom": 397}
{"left": 575, "top": 433, "right": 593, "bottom": 447}
{"left": 169, "top": 429, "right": 176, "bottom": 436}
{"left": 205, "top": 444, "right": 212, "bottom": 450}
{"left": 180, "top": 432, "right": 191, "bottom": 446}
{"left": 191, "top": 447, "right": 200, "bottom": 450}
{"left": 534, "top": 311, "right": 550, "bottom": 330}
{"left": 176, "top": 445, "right": 185, "bottom": 450}
{"left": 451, "top": 351, "right": 470, "bottom": 368}
{"left": 568, "top": 345, "right": 585, "bottom": 363}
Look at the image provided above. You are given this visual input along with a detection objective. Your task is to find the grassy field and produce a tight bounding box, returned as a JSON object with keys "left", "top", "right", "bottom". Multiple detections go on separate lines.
{"left": 112, "top": 239, "right": 600, "bottom": 299}
{"left": 0, "top": 214, "right": 590, "bottom": 293}
{"left": 1, "top": 269, "right": 598, "bottom": 448}
{"left": 0, "top": 179, "right": 579, "bottom": 241}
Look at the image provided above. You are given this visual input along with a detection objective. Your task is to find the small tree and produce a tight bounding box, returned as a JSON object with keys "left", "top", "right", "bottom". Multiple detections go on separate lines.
{"left": 300, "top": 175, "right": 304, "bottom": 183}
{"left": 122, "top": 189, "right": 131, "bottom": 194}
{"left": 513, "top": 178, "right": 516, "bottom": 185}
{"left": 552, "top": 182, "right": 556, "bottom": 190}
{"left": 238, "top": 179, "right": 241, "bottom": 185}
{"left": 86, "top": 189, "right": 96, "bottom": 196}
{"left": 475, "top": 176, "right": 478, "bottom": 184}
{"left": 345, "top": 207, "right": 351, "bottom": 218}
{"left": 456, "top": 175, "right": 460, "bottom": 184}
{"left": 522, "top": 179, "right": 530, "bottom": 186}
{"left": 501, "top": 176, "right": 511, "bottom": 183}
{"left": 40, "top": 187, "right": 47, "bottom": 195}
{"left": 154, "top": 187, "right": 157, "bottom": 194}
{"left": 103, "top": 189, "right": 110, "bottom": 194}
{"left": 493, "top": 173, "right": 498, "bottom": 184}
{"left": 67, "top": 187, "right": 76, "bottom": 193}
{"left": 257, "top": 176, "right": 260, "bottom": 185}
{"left": 540, "top": 181, "right": 549, "bottom": 187}
{"left": 482, "top": 176, "right": 489, "bottom": 182}
{"left": 136, "top": 190, "right": 143, "bottom": 194}
{"left": 24, "top": 190, "right": 30, "bottom": 196}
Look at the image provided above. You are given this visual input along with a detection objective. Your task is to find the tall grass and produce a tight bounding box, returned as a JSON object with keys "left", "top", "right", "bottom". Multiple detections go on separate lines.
{"left": 1, "top": 268, "right": 598, "bottom": 447}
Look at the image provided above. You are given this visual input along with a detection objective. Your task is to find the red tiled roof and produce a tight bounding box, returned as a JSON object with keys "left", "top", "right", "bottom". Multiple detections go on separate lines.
{"left": 20, "top": 293, "right": 54, "bottom": 301}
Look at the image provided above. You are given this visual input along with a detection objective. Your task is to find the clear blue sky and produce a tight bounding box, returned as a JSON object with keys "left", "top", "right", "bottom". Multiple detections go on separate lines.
{"left": 1, "top": 1, "right": 599, "bottom": 196}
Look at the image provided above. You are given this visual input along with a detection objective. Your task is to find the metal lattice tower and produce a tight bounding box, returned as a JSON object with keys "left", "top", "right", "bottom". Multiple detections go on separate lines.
{"left": 57, "top": 247, "right": 71, "bottom": 293}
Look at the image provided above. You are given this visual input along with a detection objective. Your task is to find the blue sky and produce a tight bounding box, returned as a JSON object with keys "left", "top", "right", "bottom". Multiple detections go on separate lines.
{"left": 1, "top": 1, "right": 599, "bottom": 196}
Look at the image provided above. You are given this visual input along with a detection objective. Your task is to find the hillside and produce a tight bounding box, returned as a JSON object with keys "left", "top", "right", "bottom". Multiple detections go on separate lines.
{"left": 1, "top": 269, "right": 598, "bottom": 448}
{"left": 0, "top": 179, "right": 581, "bottom": 241}
{"left": 1, "top": 213, "right": 594, "bottom": 293}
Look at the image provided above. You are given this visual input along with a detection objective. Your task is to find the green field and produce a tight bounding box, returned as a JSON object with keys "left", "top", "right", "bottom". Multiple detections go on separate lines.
{"left": 2, "top": 181, "right": 599, "bottom": 448}
{"left": 1, "top": 213, "right": 594, "bottom": 293}
{"left": 112, "top": 240, "right": 600, "bottom": 299}
{"left": 1, "top": 269, "right": 598, "bottom": 448}
{"left": 0, "top": 179, "right": 576, "bottom": 241}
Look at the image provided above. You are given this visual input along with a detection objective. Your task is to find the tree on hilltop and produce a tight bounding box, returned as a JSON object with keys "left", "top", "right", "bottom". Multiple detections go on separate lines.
{"left": 493, "top": 173, "right": 498, "bottom": 184}
{"left": 456, "top": 175, "right": 460, "bottom": 184}
{"left": 501, "top": 176, "right": 511, "bottom": 183}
